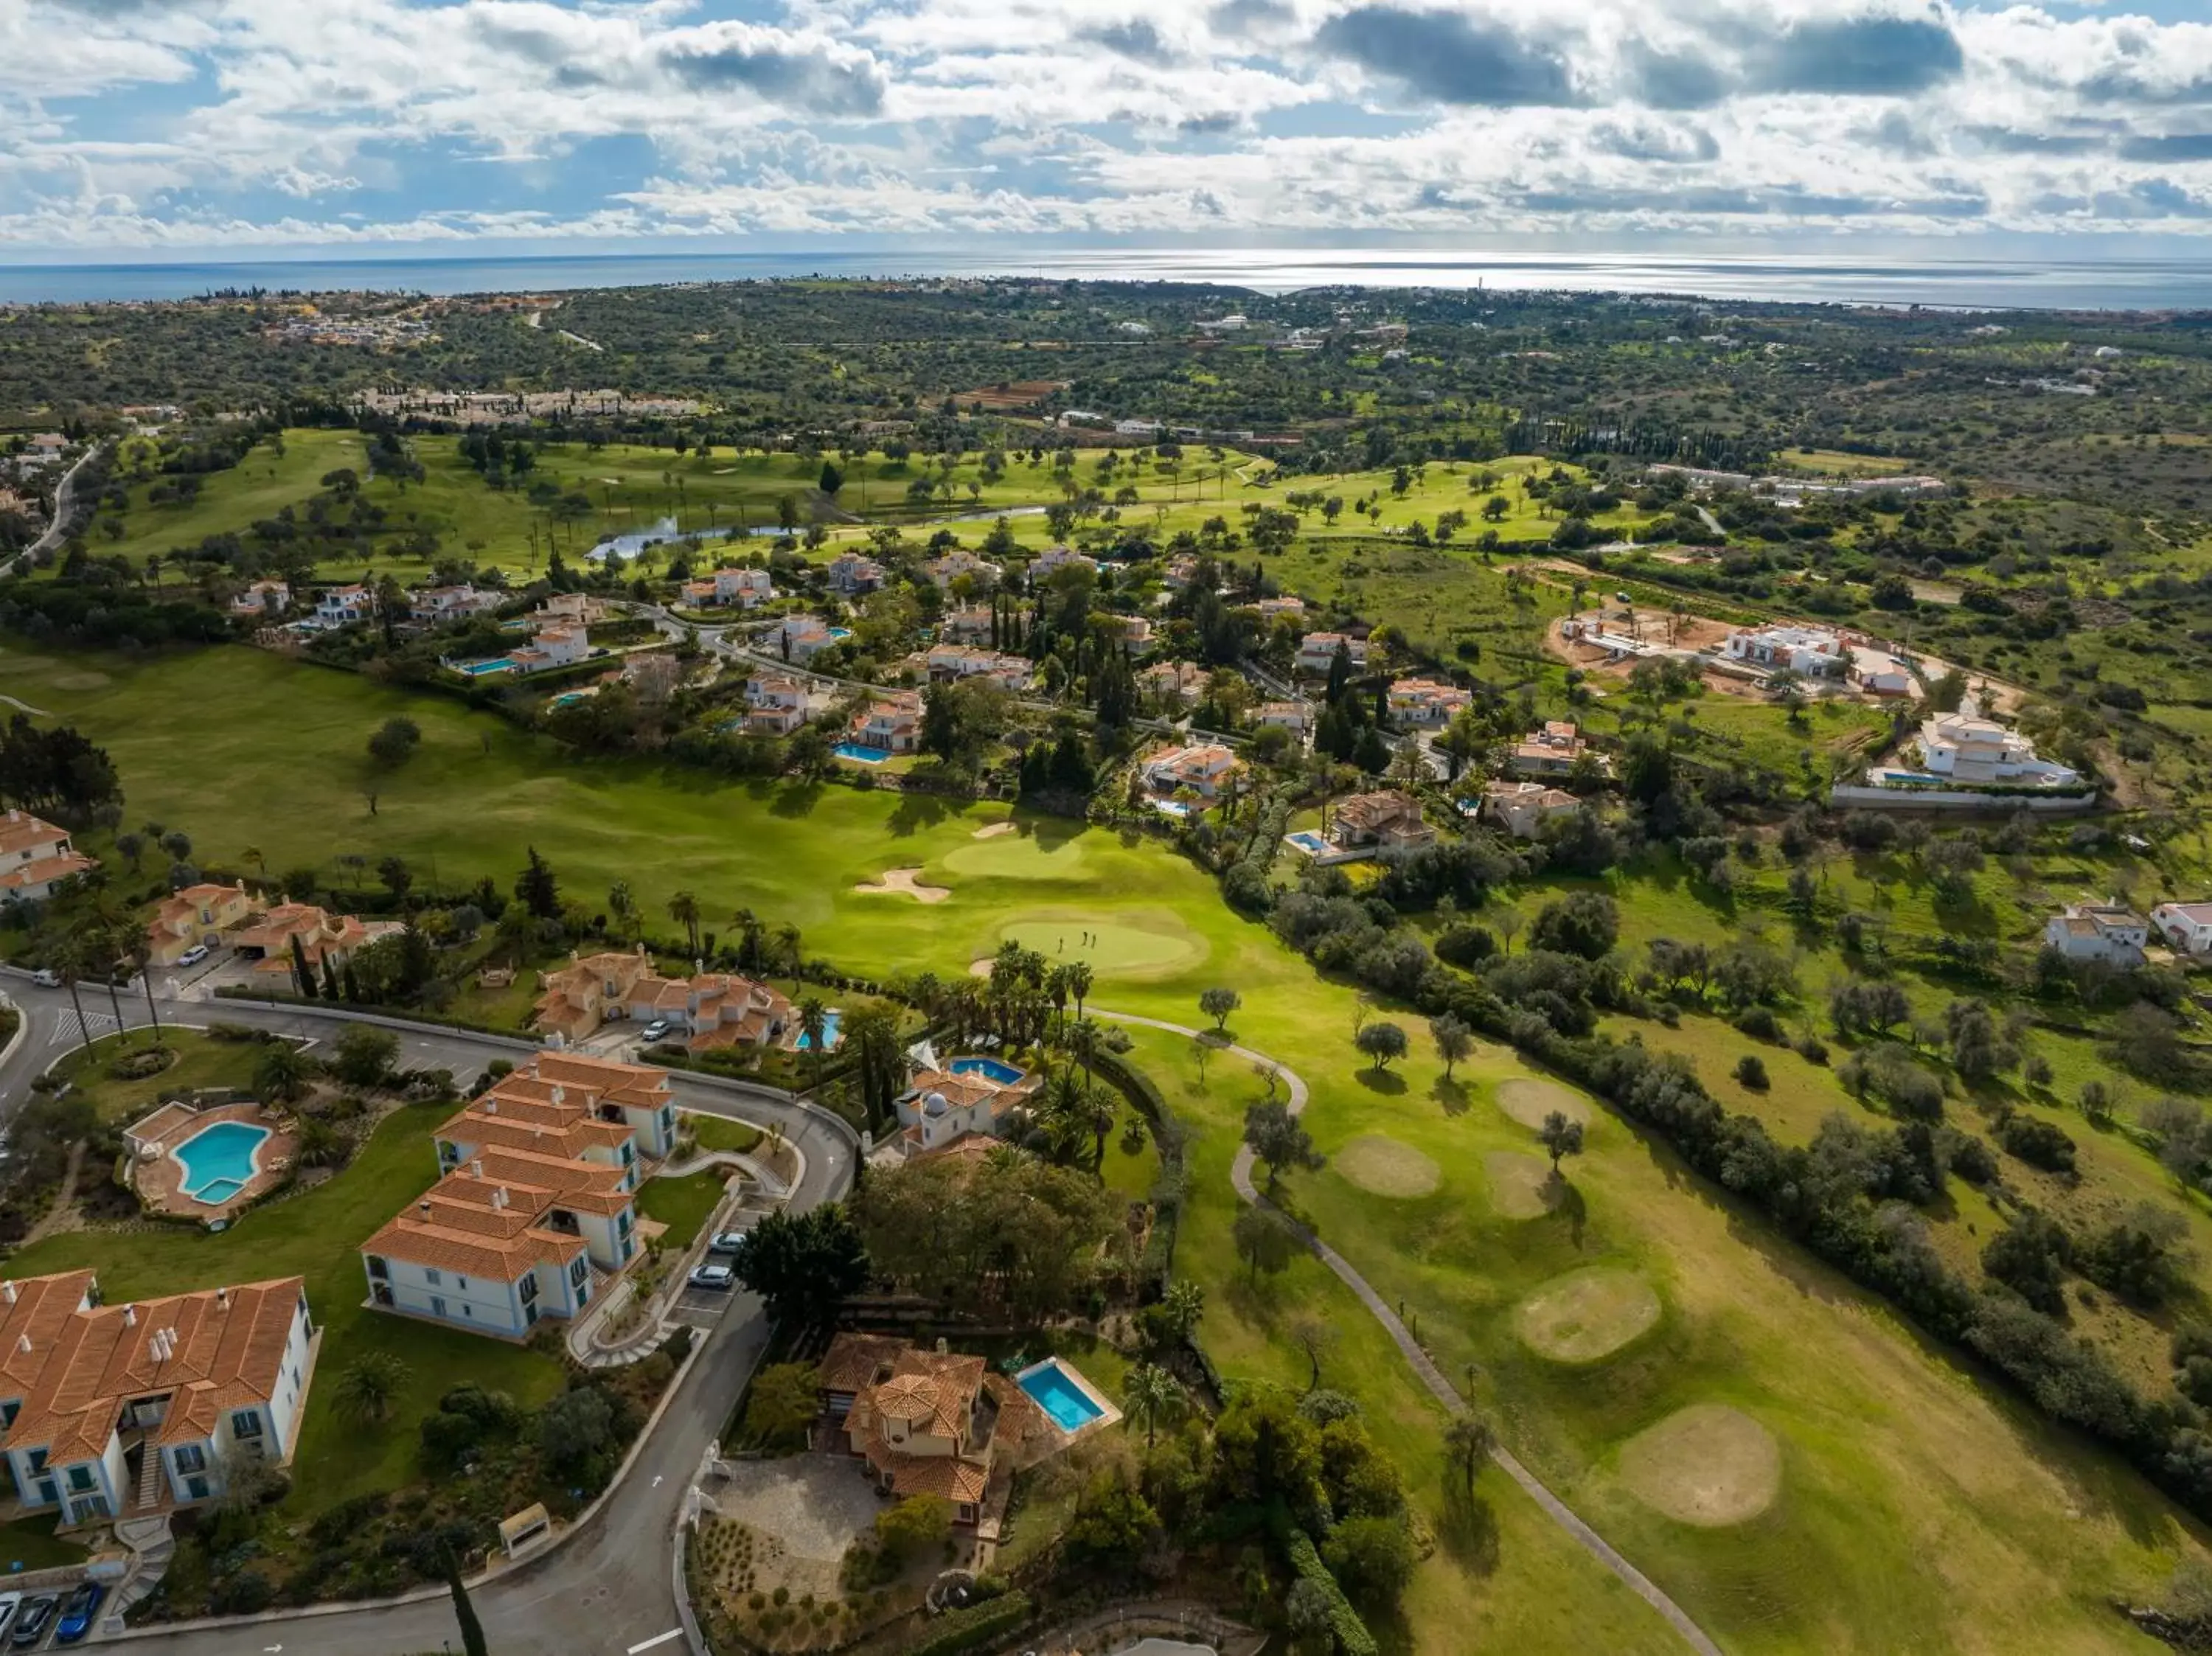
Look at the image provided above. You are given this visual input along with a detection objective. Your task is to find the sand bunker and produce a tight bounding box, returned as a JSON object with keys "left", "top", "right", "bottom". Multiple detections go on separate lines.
{"left": 1618, "top": 1405, "right": 1782, "bottom": 1527}
{"left": 972, "top": 821, "right": 1018, "bottom": 840}
{"left": 1495, "top": 1077, "right": 1593, "bottom": 1131}
{"left": 1336, "top": 1135, "right": 1443, "bottom": 1199}
{"left": 49, "top": 672, "right": 111, "bottom": 692}
{"left": 1484, "top": 1152, "right": 1562, "bottom": 1220}
{"left": 854, "top": 868, "right": 950, "bottom": 903}
{"left": 1515, "top": 1268, "right": 1660, "bottom": 1363}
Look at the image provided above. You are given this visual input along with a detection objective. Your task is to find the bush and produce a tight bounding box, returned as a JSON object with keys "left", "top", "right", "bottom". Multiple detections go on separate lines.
{"left": 1794, "top": 1033, "right": 1829, "bottom": 1065}
{"left": 1732, "top": 1006, "right": 1781, "bottom": 1043}
{"left": 1732, "top": 1054, "right": 1770, "bottom": 1090}
{"left": 907, "top": 1590, "right": 1032, "bottom": 1656}
{"left": 1276, "top": 1517, "right": 1377, "bottom": 1656}
{"left": 1997, "top": 1111, "right": 2078, "bottom": 1175}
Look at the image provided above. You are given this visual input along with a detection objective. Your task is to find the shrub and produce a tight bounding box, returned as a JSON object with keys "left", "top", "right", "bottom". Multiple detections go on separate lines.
{"left": 1732, "top": 1006, "right": 1781, "bottom": 1042}
{"left": 907, "top": 1589, "right": 1032, "bottom": 1656}
{"left": 1732, "top": 1054, "right": 1770, "bottom": 1090}
{"left": 1997, "top": 1111, "right": 2078, "bottom": 1175}
{"left": 1794, "top": 1033, "right": 1829, "bottom": 1065}
{"left": 1276, "top": 1517, "right": 1377, "bottom": 1656}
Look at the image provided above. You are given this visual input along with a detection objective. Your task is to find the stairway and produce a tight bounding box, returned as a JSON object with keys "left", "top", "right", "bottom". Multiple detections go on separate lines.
{"left": 132, "top": 1444, "right": 162, "bottom": 1511}
{"left": 107, "top": 1515, "right": 175, "bottom": 1628}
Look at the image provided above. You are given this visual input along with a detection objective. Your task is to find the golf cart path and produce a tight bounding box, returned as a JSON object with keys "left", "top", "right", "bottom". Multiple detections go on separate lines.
{"left": 1095, "top": 1009, "right": 1725, "bottom": 1656}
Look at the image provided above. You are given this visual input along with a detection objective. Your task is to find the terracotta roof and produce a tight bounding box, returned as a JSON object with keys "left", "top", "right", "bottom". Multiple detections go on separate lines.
{"left": 0, "top": 811, "right": 75, "bottom": 860}
{"left": 818, "top": 1332, "right": 906, "bottom": 1396}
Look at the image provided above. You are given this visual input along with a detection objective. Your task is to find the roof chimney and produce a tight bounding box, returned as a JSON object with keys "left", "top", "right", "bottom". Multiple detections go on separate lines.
{"left": 470, "top": 1159, "right": 484, "bottom": 1180}
{"left": 483, "top": 1099, "right": 498, "bottom": 1114}
{"left": 1, "top": 1281, "right": 15, "bottom": 1306}
{"left": 493, "top": 1187, "right": 509, "bottom": 1210}
{"left": 123, "top": 1305, "right": 137, "bottom": 1329}
{"left": 215, "top": 1287, "right": 229, "bottom": 1310}
{"left": 418, "top": 1200, "right": 432, "bottom": 1220}
{"left": 15, "top": 1335, "right": 28, "bottom": 1355}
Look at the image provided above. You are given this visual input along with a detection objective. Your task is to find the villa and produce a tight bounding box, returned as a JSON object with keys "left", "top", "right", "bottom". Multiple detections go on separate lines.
{"left": 533, "top": 591, "right": 608, "bottom": 627}
{"left": 0, "top": 1271, "right": 316, "bottom": 1526}
{"left": 1330, "top": 790, "right": 1437, "bottom": 854}
{"left": 1138, "top": 660, "right": 1204, "bottom": 701}
{"left": 772, "top": 613, "right": 841, "bottom": 664}
{"left": 0, "top": 810, "right": 97, "bottom": 903}
{"left": 2043, "top": 903, "right": 2149, "bottom": 967}
{"left": 1723, "top": 625, "right": 1848, "bottom": 678}
{"left": 1254, "top": 595, "right": 1307, "bottom": 619}
{"left": 232, "top": 902, "right": 400, "bottom": 977}
{"left": 313, "top": 585, "right": 372, "bottom": 627}
{"left": 1388, "top": 677, "right": 1472, "bottom": 727}
{"left": 1256, "top": 701, "right": 1310, "bottom": 738}
{"left": 922, "top": 644, "right": 1036, "bottom": 692}
{"left": 1908, "top": 713, "right": 2079, "bottom": 787}
{"left": 816, "top": 1334, "right": 1061, "bottom": 1531}
{"left": 891, "top": 1059, "right": 1044, "bottom": 1158}
{"left": 534, "top": 947, "right": 796, "bottom": 1053}
{"left": 1297, "top": 631, "right": 1368, "bottom": 675}
{"left": 684, "top": 567, "right": 774, "bottom": 610}
{"left": 1511, "top": 721, "right": 1589, "bottom": 777}
{"left": 1163, "top": 556, "right": 1200, "bottom": 591}
{"left": 1116, "top": 615, "right": 1155, "bottom": 653}
{"left": 744, "top": 674, "right": 815, "bottom": 736}
{"left": 144, "top": 883, "right": 256, "bottom": 967}
{"left": 409, "top": 584, "right": 502, "bottom": 624}
{"left": 924, "top": 549, "right": 995, "bottom": 590}
{"left": 849, "top": 692, "right": 922, "bottom": 754}
{"left": 508, "top": 625, "right": 590, "bottom": 674}
{"left": 228, "top": 580, "right": 290, "bottom": 618}
{"left": 827, "top": 552, "right": 887, "bottom": 596}
{"left": 1141, "top": 742, "right": 1240, "bottom": 799}
{"left": 1480, "top": 781, "right": 1580, "bottom": 841}
{"left": 2153, "top": 902, "right": 2212, "bottom": 958}
{"left": 1032, "top": 546, "right": 1097, "bottom": 580}
{"left": 941, "top": 606, "right": 995, "bottom": 644}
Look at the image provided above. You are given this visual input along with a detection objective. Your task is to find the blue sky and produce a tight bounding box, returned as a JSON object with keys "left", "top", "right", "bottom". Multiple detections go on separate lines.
{"left": 0, "top": 0, "right": 2208, "bottom": 255}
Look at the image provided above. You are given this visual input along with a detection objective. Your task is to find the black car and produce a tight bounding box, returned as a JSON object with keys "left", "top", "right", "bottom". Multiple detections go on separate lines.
{"left": 10, "top": 1594, "right": 58, "bottom": 1648}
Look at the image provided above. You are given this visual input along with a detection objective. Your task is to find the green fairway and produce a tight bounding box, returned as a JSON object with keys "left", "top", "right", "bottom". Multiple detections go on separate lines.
{"left": 992, "top": 911, "right": 1211, "bottom": 980}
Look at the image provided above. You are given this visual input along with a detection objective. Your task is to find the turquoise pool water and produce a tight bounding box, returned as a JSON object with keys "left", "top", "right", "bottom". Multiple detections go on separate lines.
{"left": 950, "top": 1056, "right": 1024, "bottom": 1085}
{"left": 832, "top": 742, "right": 888, "bottom": 765}
{"left": 456, "top": 658, "right": 513, "bottom": 677}
{"left": 1018, "top": 1360, "right": 1104, "bottom": 1432}
{"left": 1285, "top": 830, "right": 1328, "bottom": 854}
{"left": 174, "top": 1121, "right": 271, "bottom": 1206}
{"left": 795, "top": 1012, "right": 843, "bottom": 1051}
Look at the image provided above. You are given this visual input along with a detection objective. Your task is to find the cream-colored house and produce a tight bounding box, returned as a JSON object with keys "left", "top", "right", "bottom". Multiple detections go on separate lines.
{"left": 0, "top": 811, "right": 97, "bottom": 903}
{"left": 144, "top": 883, "right": 257, "bottom": 967}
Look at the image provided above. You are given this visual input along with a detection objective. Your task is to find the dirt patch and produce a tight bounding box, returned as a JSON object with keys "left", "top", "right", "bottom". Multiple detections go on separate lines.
{"left": 49, "top": 671, "right": 111, "bottom": 691}
{"left": 1516, "top": 1267, "right": 1661, "bottom": 1362}
{"left": 968, "top": 957, "right": 992, "bottom": 978}
{"left": 1335, "top": 1135, "right": 1442, "bottom": 1198}
{"left": 1484, "top": 1152, "right": 1562, "bottom": 1220}
{"left": 1495, "top": 1077, "right": 1593, "bottom": 1131}
{"left": 972, "top": 821, "right": 1018, "bottom": 840}
{"left": 1618, "top": 1404, "right": 1782, "bottom": 1527}
{"left": 854, "top": 868, "right": 950, "bottom": 903}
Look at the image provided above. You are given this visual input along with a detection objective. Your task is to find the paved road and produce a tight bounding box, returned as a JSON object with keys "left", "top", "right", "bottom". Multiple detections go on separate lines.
{"left": 15, "top": 444, "right": 106, "bottom": 571}
{"left": 1096, "top": 1009, "right": 1724, "bottom": 1656}
{"left": 0, "top": 975, "right": 857, "bottom": 1656}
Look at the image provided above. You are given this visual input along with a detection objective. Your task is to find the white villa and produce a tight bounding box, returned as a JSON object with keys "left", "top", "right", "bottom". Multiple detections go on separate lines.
{"left": 0, "top": 1272, "right": 316, "bottom": 1526}
{"left": 2152, "top": 902, "right": 2212, "bottom": 958}
{"left": 1141, "top": 742, "right": 1239, "bottom": 799}
{"left": 924, "top": 550, "right": 996, "bottom": 590}
{"left": 229, "top": 580, "right": 291, "bottom": 618}
{"left": 684, "top": 567, "right": 774, "bottom": 610}
{"left": 1256, "top": 701, "right": 1310, "bottom": 738}
{"left": 0, "top": 810, "right": 97, "bottom": 903}
{"left": 890, "top": 1062, "right": 1044, "bottom": 1158}
{"left": 827, "top": 553, "right": 887, "bottom": 595}
{"left": 921, "top": 644, "right": 1036, "bottom": 692}
{"left": 1911, "top": 713, "right": 2079, "bottom": 787}
{"left": 1724, "top": 625, "right": 1848, "bottom": 678}
{"left": 508, "top": 624, "right": 589, "bottom": 673}
{"left": 409, "top": 584, "right": 503, "bottom": 624}
{"left": 1297, "top": 632, "right": 1368, "bottom": 675}
{"left": 849, "top": 691, "right": 923, "bottom": 754}
{"left": 2043, "top": 903, "right": 2149, "bottom": 967}
{"left": 941, "top": 606, "right": 995, "bottom": 644}
{"left": 1481, "top": 781, "right": 1581, "bottom": 840}
{"left": 772, "top": 614, "right": 841, "bottom": 663}
{"left": 1031, "top": 546, "right": 1097, "bottom": 580}
{"left": 1511, "top": 721, "right": 1590, "bottom": 777}
{"left": 1253, "top": 596, "right": 1307, "bottom": 619}
{"left": 313, "top": 585, "right": 372, "bottom": 627}
{"left": 1388, "top": 677, "right": 1472, "bottom": 727}
{"left": 745, "top": 673, "right": 815, "bottom": 735}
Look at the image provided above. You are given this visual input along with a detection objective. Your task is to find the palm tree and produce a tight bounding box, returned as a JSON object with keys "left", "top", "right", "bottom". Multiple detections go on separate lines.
{"left": 1068, "top": 1018, "right": 1100, "bottom": 1089}
{"left": 240, "top": 845, "right": 267, "bottom": 885}
{"left": 295, "top": 1116, "right": 345, "bottom": 1168}
{"left": 797, "top": 998, "right": 829, "bottom": 1088}
{"left": 667, "top": 888, "right": 701, "bottom": 957}
{"left": 53, "top": 933, "right": 97, "bottom": 1054}
{"left": 128, "top": 935, "right": 161, "bottom": 1040}
{"left": 1124, "top": 1363, "right": 1186, "bottom": 1448}
{"left": 254, "top": 1041, "right": 313, "bottom": 1104}
{"left": 1443, "top": 1413, "right": 1498, "bottom": 1499}
{"left": 608, "top": 880, "right": 636, "bottom": 940}
{"left": 333, "top": 1350, "right": 411, "bottom": 1426}
{"left": 731, "top": 906, "right": 763, "bottom": 973}
{"left": 1045, "top": 964, "right": 1072, "bottom": 1039}
{"left": 773, "top": 922, "right": 802, "bottom": 975}
{"left": 1065, "top": 961, "right": 1093, "bottom": 1024}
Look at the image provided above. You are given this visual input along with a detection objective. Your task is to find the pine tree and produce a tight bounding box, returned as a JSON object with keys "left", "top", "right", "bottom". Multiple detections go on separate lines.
{"left": 443, "top": 1546, "right": 490, "bottom": 1656}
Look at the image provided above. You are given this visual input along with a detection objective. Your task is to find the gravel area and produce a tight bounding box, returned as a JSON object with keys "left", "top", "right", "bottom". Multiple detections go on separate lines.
{"left": 714, "top": 1455, "right": 883, "bottom": 1561}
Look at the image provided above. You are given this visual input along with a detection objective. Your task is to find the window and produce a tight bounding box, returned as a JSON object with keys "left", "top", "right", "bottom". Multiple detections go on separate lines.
{"left": 0, "top": 1400, "right": 17, "bottom": 1427}
{"left": 366, "top": 1256, "right": 389, "bottom": 1281}
{"left": 519, "top": 1273, "right": 538, "bottom": 1306}
{"left": 67, "top": 1466, "right": 94, "bottom": 1493}
{"left": 231, "top": 1411, "right": 263, "bottom": 1441}
{"left": 462, "top": 1304, "right": 472, "bottom": 1319}
{"left": 424, "top": 1267, "right": 442, "bottom": 1287}
{"left": 568, "top": 1257, "right": 588, "bottom": 1286}
{"left": 186, "top": 1475, "right": 209, "bottom": 1501}
{"left": 431, "top": 1296, "right": 448, "bottom": 1319}
{"left": 621, "top": 1142, "right": 636, "bottom": 1165}
{"left": 456, "top": 1276, "right": 468, "bottom": 1291}
{"left": 173, "top": 1444, "right": 206, "bottom": 1475}
{"left": 27, "top": 1449, "right": 48, "bottom": 1475}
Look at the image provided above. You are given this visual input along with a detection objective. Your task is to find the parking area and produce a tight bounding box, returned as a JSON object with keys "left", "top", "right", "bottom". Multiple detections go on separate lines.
{"left": 0, "top": 1579, "right": 108, "bottom": 1649}
{"left": 668, "top": 1202, "right": 768, "bottom": 1329}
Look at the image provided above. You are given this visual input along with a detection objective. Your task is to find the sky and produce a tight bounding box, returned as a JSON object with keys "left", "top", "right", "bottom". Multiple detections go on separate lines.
{"left": 1, "top": 0, "right": 2209, "bottom": 258}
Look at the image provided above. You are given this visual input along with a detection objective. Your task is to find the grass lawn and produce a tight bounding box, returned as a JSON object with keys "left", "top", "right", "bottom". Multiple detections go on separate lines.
{"left": 47, "top": 1027, "right": 279, "bottom": 1127}
{"left": 0, "top": 1513, "right": 88, "bottom": 1572}
{"left": 2, "top": 1096, "right": 567, "bottom": 1521}
{"left": 637, "top": 1169, "right": 726, "bottom": 1251}
{"left": 685, "top": 1112, "right": 763, "bottom": 1155}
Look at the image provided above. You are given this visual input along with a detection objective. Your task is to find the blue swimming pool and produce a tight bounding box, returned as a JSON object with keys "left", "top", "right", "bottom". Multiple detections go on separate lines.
{"left": 832, "top": 742, "right": 888, "bottom": 765}
{"left": 1017, "top": 1360, "right": 1105, "bottom": 1433}
{"left": 795, "top": 1012, "right": 843, "bottom": 1051}
{"left": 173, "top": 1121, "right": 271, "bottom": 1206}
{"left": 1285, "top": 830, "right": 1328, "bottom": 855}
{"left": 456, "top": 658, "right": 514, "bottom": 677}
{"left": 950, "top": 1056, "right": 1024, "bottom": 1086}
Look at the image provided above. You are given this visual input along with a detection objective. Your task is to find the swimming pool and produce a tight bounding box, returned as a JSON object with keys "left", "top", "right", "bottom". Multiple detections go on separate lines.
{"left": 832, "top": 742, "right": 888, "bottom": 765}
{"left": 950, "top": 1055, "right": 1025, "bottom": 1086}
{"left": 456, "top": 658, "right": 514, "bottom": 677}
{"left": 1016, "top": 1359, "right": 1106, "bottom": 1433}
{"left": 173, "top": 1121, "right": 271, "bottom": 1206}
{"left": 549, "top": 691, "right": 591, "bottom": 708}
{"left": 1284, "top": 830, "right": 1329, "bottom": 855}
{"left": 795, "top": 1012, "right": 844, "bottom": 1051}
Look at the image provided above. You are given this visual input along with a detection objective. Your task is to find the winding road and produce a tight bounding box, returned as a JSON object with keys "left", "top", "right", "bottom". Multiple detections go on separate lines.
{"left": 0, "top": 973, "right": 858, "bottom": 1656}
{"left": 1096, "top": 1009, "right": 1724, "bottom": 1656}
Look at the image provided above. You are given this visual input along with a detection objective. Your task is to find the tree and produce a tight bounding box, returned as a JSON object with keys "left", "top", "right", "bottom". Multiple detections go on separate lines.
{"left": 874, "top": 1493, "right": 952, "bottom": 1559}
{"left": 333, "top": 1023, "right": 400, "bottom": 1089}
{"left": 443, "top": 1545, "right": 490, "bottom": 1656}
{"left": 253, "top": 1040, "right": 313, "bottom": 1104}
{"left": 741, "top": 1362, "right": 821, "bottom": 1444}
{"left": 1427, "top": 1012, "right": 1474, "bottom": 1079}
{"left": 1528, "top": 891, "right": 1618, "bottom": 960}
{"left": 1443, "top": 1413, "right": 1496, "bottom": 1497}
{"left": 515, "top": 845, "right": 561, "bottom": 920}
{"left": 1354, "top": 1020, "right": 1408, "bottom": 1072}
{"left": 1198, "top": 986, "right": 1242, "bottom": 1031}
{"left": 366, "top": 716, "right": 422, "bottom": 769}
{"left": 1234, "top": 1201, "right": 1299, "bottom": 1282}
{"left": 1124, "top": 1362, "right": 1186, "bottom": 1447}
{"left": 1065, "top": 1465, "right": 1159, "bottom": 1562}
{"left": 1161, "top": 1278, "right": 1205, "bottom": 1343}
{"left": 726, "top": 1204, "right": 869, "bottom": 1325}
{"left": 1733, "top": 1054, "right": 1770, "bottom": 1090}
{"left": 1324, "top": 1514, "right": 1418, "bottom": 1610}
{"left": 1537, "top": 1110, "right": 1585, "bottom": 1174}
{"left": 1290, "top": 1315, "right": 1338, "bottom": 1391}
{"left": 334, "top": 1351, "right": 411, "bottom": 1425}
{"left": 1243, "top": 1099, "right": 1324, "bottom": 1190}
{"left": 667, "top": 888, "right": 701, "bottom": 956}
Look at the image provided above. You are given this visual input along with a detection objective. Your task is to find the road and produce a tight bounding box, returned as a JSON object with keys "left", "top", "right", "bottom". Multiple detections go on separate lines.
{"left": 0, "top": 975, "right": 858, "bottom": 1656}
{"left": 10, "top": 443, "right": 106, "bottom": 574}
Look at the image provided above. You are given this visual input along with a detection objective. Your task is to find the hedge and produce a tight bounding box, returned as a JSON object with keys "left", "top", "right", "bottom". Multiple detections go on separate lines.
{"left": 1090, "top": 1046, "right": 1187, "bottom": 1295}
{"left": 906, "top": 1588, "right": 1032, "bottom": 1656}
{"left": 1273, "top": 1509, "right": 1375, "bottom": 1656}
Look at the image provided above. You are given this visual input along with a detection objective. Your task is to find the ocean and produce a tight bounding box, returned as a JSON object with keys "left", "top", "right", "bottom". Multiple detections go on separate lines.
{"left": 1, "top": 247, "right": 2208, "bottom": 313}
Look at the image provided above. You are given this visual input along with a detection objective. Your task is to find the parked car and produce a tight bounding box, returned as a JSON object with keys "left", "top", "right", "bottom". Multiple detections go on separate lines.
{"left": 689, "top": 1264, "right": 736, "bottom": 1292}
{"left": 176, "top": 944, "right": 210, "bottom": 968}
{"left": 54, "top": 1582, "right": 104, "bottom": 1644}
{"left": 29, "top": 969, "right": 60, "bottom": 989}
{"left": 639, "top": 1020, "right": 671, "bottom": 1043}
{"left": 707, "top": 1230, "right": 748, "bottom": 1255}
{"left": 11, "top": 1593, "right": 59, "bottom": 1648}
{"left": 0, "top": 1594, "right": 21, "bottom": 1643}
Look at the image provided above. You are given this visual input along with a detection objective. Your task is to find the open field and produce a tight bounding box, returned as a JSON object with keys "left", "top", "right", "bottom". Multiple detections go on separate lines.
{"left": 5, "top": 638, "right": 2211, "bottom": 1648}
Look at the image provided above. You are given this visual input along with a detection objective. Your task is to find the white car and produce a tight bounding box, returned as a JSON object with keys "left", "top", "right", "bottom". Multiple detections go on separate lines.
{"left": 29, "top": 969, "right": 60, "bottom": 989}
{"left": 689, "top": 1264, "right": 736, "bottom": 1292}
{"left": 177, "top": 944, "right": 211, "bottom": 968}
{"left": 639, "top": 1020, "right": 672, "bottom": 1043}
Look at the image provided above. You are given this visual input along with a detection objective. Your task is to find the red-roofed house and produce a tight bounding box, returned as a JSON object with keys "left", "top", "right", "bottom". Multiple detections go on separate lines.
{"left": 0, "top": 811, "right": 97, "bottom": 903}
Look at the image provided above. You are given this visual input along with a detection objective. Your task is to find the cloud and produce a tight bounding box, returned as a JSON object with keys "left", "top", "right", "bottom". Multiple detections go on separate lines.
{"left": 2120, "top": 132, "right": 2212, "bottom": 160}
{"left": 1080, "top": 19, "right": 1176, "bottom": 64}
{"left": 661, "top": 35, "right": 888, "bottom": 116}
{"left": 1312, "top": 7, "right": 1581, "bottom": 107}
{"left": 1749, "top": 14, "right": 1966, "bottom": 97}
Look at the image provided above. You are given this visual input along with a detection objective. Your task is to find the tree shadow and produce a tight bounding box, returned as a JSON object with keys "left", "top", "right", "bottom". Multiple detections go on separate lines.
{"left": 767, "top": 778, "right": 824, "bottom": 818}
{"left": 1431, "top": 1076, "right": 1470, "bottom": 1117}
{"left": 1357, "top": 1068, "right": 1408, "bottom": 1097}
{"left": 1545, "top": 1172, "right": 1587, "bottom": 1250}
{"left": 1436, "top": 1482, "right": 1501, "bottom": 1576}
{"left": 886, "top": 788, "right": 958, "bottom": 837}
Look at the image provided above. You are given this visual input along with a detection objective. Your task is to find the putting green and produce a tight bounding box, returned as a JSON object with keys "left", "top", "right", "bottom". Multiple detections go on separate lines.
{"left": 1515, "top": 1267, "right": 1660, "bottom": 1363}
{"left": 940, "top": 834, "right": 1091, "bottom": 882}
{"left": 992, "top": 911, "right": 1208, "bottom": 981}
{"left": 1335, "top": 1135, "right": 1443, "bottom": 1198}
{"left": 1484, "top": 1152, "right": 1561, "bottom": 1220}
{"left": 1495, "top": 1076, "right": 1593, "bottom": 1130}
{"left": 1619, "top": 1404, "right": 1782, "bottom": 1527}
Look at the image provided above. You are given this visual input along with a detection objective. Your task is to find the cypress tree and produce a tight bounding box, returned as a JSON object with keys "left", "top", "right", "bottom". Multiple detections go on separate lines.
{"left": 443, "top": 1547, "right": 490, "bottom": 1656}
{"left": 290, "top": 933, "right": 316, "bottom": 998}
